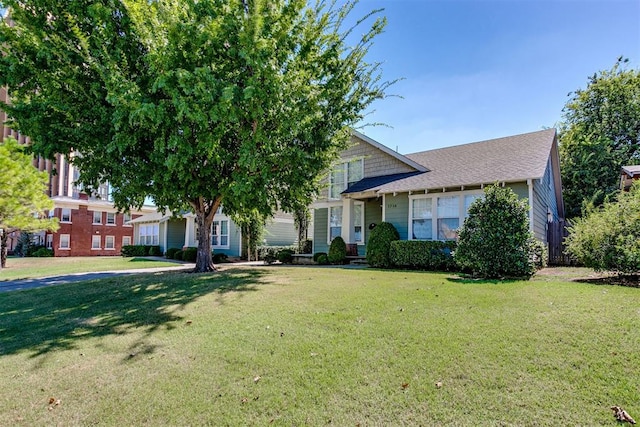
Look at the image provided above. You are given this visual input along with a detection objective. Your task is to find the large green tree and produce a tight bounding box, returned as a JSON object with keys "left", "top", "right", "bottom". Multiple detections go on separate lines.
{"left": 559, "top": 58, "right": 640, "bottom": 218}
{"left": 0, "top": 0, "right": 392, "bottom": 271}
{"left": 0, "top": 137, "right": 58, "bottom": 268}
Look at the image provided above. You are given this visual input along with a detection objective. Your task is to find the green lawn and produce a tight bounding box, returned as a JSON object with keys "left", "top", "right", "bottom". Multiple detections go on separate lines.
{"left": 0, "top": 256, "right": 186, "bottom": 281}
{"left": 0, "top": 266, "right": 638, "bottom": 425}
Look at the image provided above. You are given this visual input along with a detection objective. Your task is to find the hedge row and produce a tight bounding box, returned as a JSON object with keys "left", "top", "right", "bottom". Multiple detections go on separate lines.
{"left": 389, "top": 240, "right": 458, "bottom": 271}
{"left": 121, "top": 245, "right": 162, "bottom": 257}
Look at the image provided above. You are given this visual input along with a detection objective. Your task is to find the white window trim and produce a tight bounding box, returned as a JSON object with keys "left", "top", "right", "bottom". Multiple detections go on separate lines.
{"left": 138, "top": 223, "right": 159, "bottom": 246}
{"left": 106, "top": 212, "right": 116, "bottom": 226}
{"left": 59, "top": 234, "right": 71, "bottom": 250}
{"left": 123, "top": 213, "right": 132, "bottom": 227}
{"left": 105, "top": 235, "right": 116, "bottom": 250}
{"left": 122, "top": 236, "right": 132, "bottom": 247}
{"left": 326, "top": 201, "right": 365, "bottom": 244}
{"left": 91, "top": 235, "right": 102, "bottom": 250}
{"left": 408, "top": 190, "right": 484, "bottom": 241}
{"left": 328, "top": 157, "right": 364, "bottom": 200}
{"left": 211, "top": 217, "right": 230, "bottom": 249}
{"left": 93, "top": 211, "right": 103, "bottom": 225}
{"left": 60, "top": 208, "right": 72, "bottom": 223}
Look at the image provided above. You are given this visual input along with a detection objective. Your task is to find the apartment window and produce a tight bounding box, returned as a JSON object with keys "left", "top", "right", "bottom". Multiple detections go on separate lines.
{"left": 329, "top": 159, "right": 363, "bottom": 200}
{"left": 122, "top": 236, "right": 131, "bottom": 247}
{"left": 61, "top": 208, "right": 72, "bottom": 223}
{"left": 92, "top": 235, "right": 101, "bottom": 249}
{"left": 139, "top": 224, "right": 159, "bottom": 245}
{"left": 93, "top": 211, "right": 102, "bottom": 224}
{"left": 123, "top": 213, "right": 132, "bottom": 226}
{"left": 106, "top": 212, "right": 116, "bottom": 225}
{"left": 411, "top": 198, "right": 433, "bottom": 240}
{"left": 212, "top": 220, "right": 229, "bottom": 248}
{"left": 105, "top": 236, "right": 115, "bottom": 250}
{"left": 329, "top": 206, "right": 343, "bottom": 241}
{"left": 59, "top": 234, "right": 70, "bottom": 249}
{"left": 46, "top": 234, "right": 53, "bottom": 249}
{"left": 437, "top": 196, "right": 460, "bottom": 240}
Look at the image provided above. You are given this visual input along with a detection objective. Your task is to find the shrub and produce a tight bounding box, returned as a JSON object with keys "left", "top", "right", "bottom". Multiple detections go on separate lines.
{"left": 313, "top": 252, "right": 327, "bottom": 262}
{"left": 212, "top": 252, "right": 228, "bottom": 263}
{"left": 121, "top": 245, "right": 149, "bottom": 257}
{"left": 31, "top": 247, "right": 54, "bottom": 257}
{"left": 257, "top": 245, "right": 296, "bottom": 262}
{"left": 182, "top": 247, "right": 198, "bottom": 262}
{"left": 148, "top": 245, "right": 162, "bottom": 256}
{"left": 165, "top": 247, "right": 181, "bottom": 259}
{"left": 25, "top": 244, "right": 46, "bottom": 257}
{"left": 298, "top": 239, "right": 313, "bottom": 254}
{"left": 317, "top": 254, "right": 329, "bottom": 265}
{"left": 173, "top": 250, "right": 184, "bottom": 261}
{"left": 454, "top": 184, "right": 538, "bottom": 278}
{"left": 366, "top": 222, "right": 400, "bottom": 268}
{"left": 277, "top": 249, "right": 294, "bottom": 264}
{"left": 390, "top": 240, "right": 457, "bottom": 271}
{"left": 565, "top": 182, "right": 640, "bottom": 274}
{"left": 328, "top": 236, "right": 347, "bottom": 264}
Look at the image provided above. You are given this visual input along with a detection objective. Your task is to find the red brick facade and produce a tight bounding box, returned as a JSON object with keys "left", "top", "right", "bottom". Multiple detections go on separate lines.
{"left": 45, "top": 205, "right": 145, "bottom": 257}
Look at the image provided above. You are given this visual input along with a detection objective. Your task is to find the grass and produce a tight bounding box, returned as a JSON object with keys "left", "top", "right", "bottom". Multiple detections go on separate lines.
{"left": 0, "top": 266, "right": 639, "bottom": 425}
{"left": 0, "top": 256, "right": 185, "bottom": 281}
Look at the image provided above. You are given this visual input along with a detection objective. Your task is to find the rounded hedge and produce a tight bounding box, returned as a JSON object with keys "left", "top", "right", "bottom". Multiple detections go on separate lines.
{"left": 165, "top": 247, "right": 181, "bottom": 259}
{"left": 313, "top": 252, "right": 327, "bottom": 262}
{"left": 328, "top": 236, "right": 347, "bottom": 264}
{"left": 277, "top": 249, "right": 294, "bottom": 264}
{"left": 182, "top": 247, "right": 198, "bottom": 262}
{"left": 317, "top": 254, "right": 329, "bottom": 265}
{"left": 173, "top": 250, "right": 184, "bottom": 261}
{"left": 366, "top": 222, "right": 400, "bottom": 268}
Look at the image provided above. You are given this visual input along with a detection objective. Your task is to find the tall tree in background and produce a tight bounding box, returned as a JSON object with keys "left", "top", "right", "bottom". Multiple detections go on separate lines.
{"left": 0, "top": 0, "right": 392, "bottom": 272}
{"left": 559, "top": 57, "right": 640, "bottom": 218}
{"left": 0, "top": 137, "right": 58, "bottom": 268}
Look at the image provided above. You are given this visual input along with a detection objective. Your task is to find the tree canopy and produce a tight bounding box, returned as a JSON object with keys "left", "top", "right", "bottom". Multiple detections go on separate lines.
{"left": 0, "top": 137, "right": 58, "bottom": 268}
{"left": 0, "top": 0, "right": 392, "bottom": 271}
{"left": 559, "top": 58, "right": 640, "bottom": 218}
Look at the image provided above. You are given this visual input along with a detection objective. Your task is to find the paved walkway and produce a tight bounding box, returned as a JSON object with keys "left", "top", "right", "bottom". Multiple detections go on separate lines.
{"left": 0, "top": 263, "right": 196, "bottom": 293}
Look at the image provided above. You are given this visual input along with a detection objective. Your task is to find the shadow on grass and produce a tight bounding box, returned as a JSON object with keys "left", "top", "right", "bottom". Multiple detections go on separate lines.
{"left": 0, "top": 268, "right": 268, "bottom": 360}
{"left": 573, "top": 274, "right": 639, "bottom": 288}
{"left": 446, "top": 276, "right": 523, "bottom": 285}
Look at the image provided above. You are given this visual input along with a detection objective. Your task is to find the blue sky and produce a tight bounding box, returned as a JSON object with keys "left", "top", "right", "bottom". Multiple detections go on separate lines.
{"left": 342, "top": 0, "right": 640, "bottom": 154}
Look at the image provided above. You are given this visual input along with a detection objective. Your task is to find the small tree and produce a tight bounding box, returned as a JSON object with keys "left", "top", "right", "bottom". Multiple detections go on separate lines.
{"left": 454, "top": 185, "right": 537, "bottom": 279}
{"left": 366, "top": 222, "right": 399, "bottom": 268}
{"left": 0, "top": 137, "right": 58, "bottom": 268}
{"left": 235, "top": 209, "right": 266, "bottom": 261}
{"left": 565, "top": 182, "right": 640, "bottom": 275}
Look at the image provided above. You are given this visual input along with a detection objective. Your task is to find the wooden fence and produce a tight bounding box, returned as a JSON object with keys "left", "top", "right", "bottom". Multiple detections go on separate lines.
{"left": 547, "top": 219, "right": 574, "bottom": 266}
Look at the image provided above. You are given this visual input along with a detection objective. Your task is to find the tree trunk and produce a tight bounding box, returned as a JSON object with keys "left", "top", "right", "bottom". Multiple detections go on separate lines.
{"left": 192, "top": 198, "right": 221, "bottom": 273}
{"left": 0, "top": 228, "right": 7, "bottom": 269}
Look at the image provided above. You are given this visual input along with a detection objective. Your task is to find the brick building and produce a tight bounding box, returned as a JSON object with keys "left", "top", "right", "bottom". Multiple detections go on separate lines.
{"left": 1, "top": 87, "right": 156, "bottom": 257}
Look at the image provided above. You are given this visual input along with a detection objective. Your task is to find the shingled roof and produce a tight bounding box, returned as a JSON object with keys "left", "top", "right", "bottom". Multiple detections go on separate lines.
{"left": 373, "top": 128, "right": 557, "bottom": 194}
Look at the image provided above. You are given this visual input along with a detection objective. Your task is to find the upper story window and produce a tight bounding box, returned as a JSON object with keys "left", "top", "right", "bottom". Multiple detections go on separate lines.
{"left": 123, "top": 213, "right": 132, "bottom": 226}
{"left": 61, "top": 208, "right": 72, "bottom": 223}
{"left": 106, "top": 212, "right": 116, "bottom": 225}
{"left": 329, "top": 158, "right": 363, "bottom": 200}
{"left": 93, "top": 210, "right": 102, "bottom": 224}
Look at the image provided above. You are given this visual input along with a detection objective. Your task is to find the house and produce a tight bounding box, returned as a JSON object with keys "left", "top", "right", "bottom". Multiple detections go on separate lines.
{"left": 311, "top": 128, "right": 565, "bottom": 258}
{"left": 129, "top": 208, "right": 297, "bottom": 258}
{"left": 621, "top": 165, "right": 640, "bottom": 191}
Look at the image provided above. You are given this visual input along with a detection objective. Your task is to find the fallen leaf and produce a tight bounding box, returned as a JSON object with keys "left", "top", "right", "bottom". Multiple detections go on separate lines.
{"left": 48, "top": 397, "right": 55, "bottom": 405}
{"left": 241, "top": 397, "right": 248, "bottom": 404}
{"left": 186, "top": 320, "right": 193, "bottom": 325}
{"left": 253, "top": 375, "right": 261, "bottom": 383}
{"left": 436, "top": 381, "right": 443, "bottom": 388}
{"left": 401, "top": 382, "right": 409, "bottom": 390}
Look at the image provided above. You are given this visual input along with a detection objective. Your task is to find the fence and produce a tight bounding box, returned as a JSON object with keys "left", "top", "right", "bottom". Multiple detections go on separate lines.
{"left": 547, "top": 219, "right": 573, "bottom": 266}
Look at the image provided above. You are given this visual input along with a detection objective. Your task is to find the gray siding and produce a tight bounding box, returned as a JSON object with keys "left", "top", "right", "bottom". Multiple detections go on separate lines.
{"left": 263, "top": 219, "right": 297, "bottom": 246}
{"left": 507, "top": 182, "right": 529, "bottom": 200}
{"left": 166, "top": 219, "right": 186, "bottom": 251}
{"left": 214, "top": 220, "right": 242, "bottom": 257}
{"left": 531, "top": 158, "right": 559, "bottom": 243}
{"left": 384, "top": 193, "right": 410, "bottom": 240}
{"left": 313, "top": 208, "right": 329, "bottom": 254}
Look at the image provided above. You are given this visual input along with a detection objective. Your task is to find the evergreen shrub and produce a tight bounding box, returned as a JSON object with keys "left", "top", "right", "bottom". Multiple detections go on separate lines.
{"left": 328, "top": 236, "right": 347, "bottom": 264}
{"left": 165, "top": 247, "right": 181, "bottom": 259}
{"left": 182, "top": 247, "right": 198, "bottom": 262}
{"left": 366, "top": 222, "right": 400, "bottom": 268}
{"left": 390, "top": 240, "right": 457, "bottom": 271}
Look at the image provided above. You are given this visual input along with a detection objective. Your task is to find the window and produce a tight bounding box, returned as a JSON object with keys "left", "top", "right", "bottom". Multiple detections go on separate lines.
{"left": 353, "top": 203, "right": 363, "bottom": 243}
{"left": 92, "top": 235, "right": 101, "bottom": 249}
{"left": 139, "top": 224, "right": 159, "bottom": 245}
{"left": 106, "top": 212, "right": 116, "bottom": 225}
{"left": 93, "top": 210, "right": 102, "bottom": 224}
{"left": 105, "top": 235, "right": 115, "bottom": 250}
{"left": 212, "top": 220, "right": 229, "bottom": 248}
{"left": 411, "top": 198, "right": 433, "bottom": 240}
{"left": 61, "top": 208, "right": 71, "bottom": 223}
{"left": 59, "top": 234, "right": 70, "bottom": 249}
{"left": 123, "top": 213, "right": 132, "bottom": 226}
{"left": 122, "top": 236, "right": 131, "bottom": 247}
{"left": 464, "top": 195, "right": 482, "bottom": 218}
{"left": 46, "top": 234, "right": 53, "bottom": 249}
{"left": 329, "top": 206, "right": 343, "bottom": 241}
{"left": 329, "top": 159, "right": 363, "bottom": 199}
{"left": 437, "top": 196, "right": 460, "bottom": 240}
